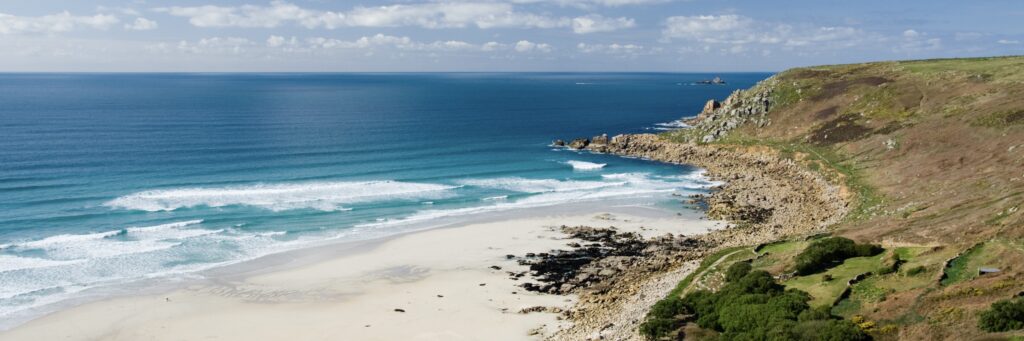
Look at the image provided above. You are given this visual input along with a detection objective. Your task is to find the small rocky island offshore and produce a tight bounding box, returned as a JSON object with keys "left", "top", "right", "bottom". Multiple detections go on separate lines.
{"left": 696, "top": 76, "right": 726, "bottom": 85}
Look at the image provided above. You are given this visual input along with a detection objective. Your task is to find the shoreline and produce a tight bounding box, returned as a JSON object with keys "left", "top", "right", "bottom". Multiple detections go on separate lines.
{"left": 0, "top": 206, "right": 723, "bottom": 340}
{"left": 2, "top": 128, "right": 850, "bottom": 340}
{"left": 547, "top": 132, "right": 850, "bottom": 339}
{"left": 0, "top": 198, "right": 703, "bottom": 331}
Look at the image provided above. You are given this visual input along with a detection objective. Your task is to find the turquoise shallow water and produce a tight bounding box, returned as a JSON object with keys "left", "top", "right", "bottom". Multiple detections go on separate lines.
{"left": 0, "top": 72, "right": 768, "bottom": 325}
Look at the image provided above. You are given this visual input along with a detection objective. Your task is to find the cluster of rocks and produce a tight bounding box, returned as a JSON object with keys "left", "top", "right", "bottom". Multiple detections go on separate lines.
{"left": 684, "top": 79, "right": 777, "bottom": 143}
{"left": 539, "top": 133, "right": 850, "bottom": 340}
{"left": 553, "top": 134, "right": 610, "bottom": 151}
{"left": 516, "top": 226, "right": 705, "bottom": 295}
{"left": 578, "top": 134, "right": 847, "bottom": 244}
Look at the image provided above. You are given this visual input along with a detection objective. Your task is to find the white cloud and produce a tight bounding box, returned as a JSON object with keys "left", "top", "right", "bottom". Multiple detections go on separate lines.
{"left": 482, "top": 41, "right": 507, "bottom": 51}
{"left": 893, "top": 29, "right": 941, "bottom": 54}
{"left": 125, "top": 17, "right": 158, "bottom": 31}
{"left": 661, "top": 14, "right": 865, "bottom": 50}
{"left": 159, "top": 1, "right": 573, "bottom": 30}
{"left": 158, "top": 37, "right": 255, "bottom": 54}
{"left": 266, "top": 35, "right": 287, "bottom": 47}
{"left": 577, "top": 42, "right": 644, "bottom": 54}
{"left": 997, "top": 39, "right": 1021, "bottom": 45}
{"left": 292, "top": 34, "right": 520, "bottom": 53}
{"left": 157, "top": 1, "right": 346, "bottom": 29}
{"left": 511, "top": 0, "right": 667, "bottom": 8}
{"left": 96, "top": 6, "right": 141, "bottom": 16}
{"left": 571, "top": 15, "right": 634, "bottom": 34}
{"left": 514, "top": 40, "right": 552, "bottom": 52}
{"left": 662, "top": 15, "right": 751, "bottom": 43}
{"left": 0, "top": 11, "right": 119, "bottom": 34}
{"left": 344, "top": 3, "right": 568, "bottom": 29}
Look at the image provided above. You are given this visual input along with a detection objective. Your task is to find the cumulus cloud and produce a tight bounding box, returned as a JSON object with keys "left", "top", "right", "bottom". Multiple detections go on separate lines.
{"left": 511, "top": 0, "right": 667, "bottom": 8}
{"left": 571, "top": 15, "right": 634, "bottom": 34}
{"left": 158, "top": 1, "right": 574, "bottom": 30}
{"left": 261, "top": 34, "right": 546, "bottom": 54}
{"left": 661, "top": 14, "right": 865, "bottom": 51}
{"left": 0, "top": 11, "right": 119, "bottom": 34}
{"left": 893, "top": 29, "right": 941, "bottom": 54}
{"left": 576, "top": 42, "right": 645, "bottom": 54}
{"left": 156, "top": 1, "right": 345, "bottom": 28}
{"left": 343, "top": 3, "right": 568, "bottom": 29}
{"left": 514, "top": 40, "right": 552, "bottom": 52}
{"left": 125, "top": 17, "right": 158, "bottom": 31}
{"left": 147, "top": 37, "right": 255, "bottom": 54}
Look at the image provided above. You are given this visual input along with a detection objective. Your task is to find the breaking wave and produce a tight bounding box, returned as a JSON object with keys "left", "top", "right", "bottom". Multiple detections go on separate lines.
{"left": 104, "top": 181, "right": 457, "bottom": 212}
{"left": 564, "top": 160, "right": 607, "bottom": 171}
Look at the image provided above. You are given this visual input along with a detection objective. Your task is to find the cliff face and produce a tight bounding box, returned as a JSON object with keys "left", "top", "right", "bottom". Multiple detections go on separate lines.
{"left": 640, "top": 56, "right": 1024, "bottom": 340}
{"left": 684, "top": 57, "right": 1024, "bottom": 246}
{"left": 682, "top": 80, "right": 777, "bottom": 143}
{"left": 561, "top": 57, "right": 1024, "bottom": 341}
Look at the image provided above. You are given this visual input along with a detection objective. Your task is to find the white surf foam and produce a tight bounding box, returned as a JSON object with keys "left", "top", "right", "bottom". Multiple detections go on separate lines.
{"left": 6, "top": 220, "right": 209, "bottom": 260}
{"left": 563, "top": 160, "right": 607, "bottom": 171}
{"left": 362, "top": 172, "right": 710, "bottom": 230}
{"left": 651, "top": 119, "right": 691, "bottom": 131}
{"left": 0, "top": 256, "right": 86, "bottom": 273}
{"left": 105, "top": 181, "right": 457, "bottom": 212}
{"left": 458, "top": 177, "right": 623, "bottom": 193}
{"left": 0, "top": 221, "right": 321, "bottom": 322}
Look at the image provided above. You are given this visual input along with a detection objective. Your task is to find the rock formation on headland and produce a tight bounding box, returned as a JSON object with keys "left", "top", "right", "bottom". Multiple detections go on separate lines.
{"left": 541, "top": 56, "right": 1024, "bottom": 340}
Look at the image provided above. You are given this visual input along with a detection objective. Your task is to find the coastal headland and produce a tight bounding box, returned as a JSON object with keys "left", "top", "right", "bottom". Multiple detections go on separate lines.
{"left": 4, "top": 56, "right": 1023, "bottom": 340}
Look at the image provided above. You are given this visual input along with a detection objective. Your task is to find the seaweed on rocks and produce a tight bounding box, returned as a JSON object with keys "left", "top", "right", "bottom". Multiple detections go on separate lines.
{"left": 517, "top": 226, "right": 704, "bottom": 295}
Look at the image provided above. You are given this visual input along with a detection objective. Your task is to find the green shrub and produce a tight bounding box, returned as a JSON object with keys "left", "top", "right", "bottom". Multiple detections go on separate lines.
{"left": 640, "top": 295, "right": 691, "bottom": 339}
{"left": 905, "top": 265, "right": 927, "bottom": 276}
{"left": 798, "top": 306, "right": 834, "bottom": 322}
{"left": 674, "top": 270, "right": 870, "bottom": 340}
{"left": 726, "top": 261, "right": 753, "bottom": 283}
{"left": 792, "top": 319, "right": 871, "bottom": 341}
{"left": 638, "top": 317, "right": 682, "bottom": 340}
{"left": 649, "top": 295, "right": 688, "bottom": 319}
{"left": 979, "top": 297, "right": 1024, "bottom": 332}
{"left": 795, "top": 237, "right": 883, "bottom": 275}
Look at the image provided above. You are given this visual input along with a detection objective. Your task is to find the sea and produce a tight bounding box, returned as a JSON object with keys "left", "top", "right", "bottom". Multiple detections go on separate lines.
{"left": 0, "top": 72, "right": 768, "bottom": 328}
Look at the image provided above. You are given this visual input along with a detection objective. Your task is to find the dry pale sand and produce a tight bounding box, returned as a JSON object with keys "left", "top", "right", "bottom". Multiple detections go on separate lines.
{"left": 0, "top": 210, "right": 721, "bottom": 341}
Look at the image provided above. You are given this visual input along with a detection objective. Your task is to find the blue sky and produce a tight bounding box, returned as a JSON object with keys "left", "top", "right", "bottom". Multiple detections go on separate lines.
{"left": 1, "top": 0, "right": 1022, "bottom": 71}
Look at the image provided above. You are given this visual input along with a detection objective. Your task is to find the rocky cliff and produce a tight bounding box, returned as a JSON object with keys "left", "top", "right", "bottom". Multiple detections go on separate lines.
{"left": 553, "top": 56, "right": 1024, "bottom": 340}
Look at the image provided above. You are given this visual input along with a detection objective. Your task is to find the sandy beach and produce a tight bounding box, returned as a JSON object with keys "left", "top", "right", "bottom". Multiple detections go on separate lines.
{"left": 0, "top": 209, "right": 721, "bottom": 341}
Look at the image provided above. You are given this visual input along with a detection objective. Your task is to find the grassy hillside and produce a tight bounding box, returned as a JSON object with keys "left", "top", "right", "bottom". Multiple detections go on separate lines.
{"left": 658, "top": 56, "right": 1024, "bottom": 340}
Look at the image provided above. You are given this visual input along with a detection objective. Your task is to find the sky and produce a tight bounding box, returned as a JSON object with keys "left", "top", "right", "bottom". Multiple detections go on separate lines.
{"left": 1, "top": 0, "right": 1022, "bottom": 72}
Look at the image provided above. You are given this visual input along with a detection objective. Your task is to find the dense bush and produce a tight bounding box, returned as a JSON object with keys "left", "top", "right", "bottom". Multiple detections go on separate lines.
{"left": 726, "top": 261, "right": 753, "bottom": 282}
{"left": 979, "top": 297, "right": 1024, "bottom": 332}
{"left": 639, "top": 295, "right": 689, "bottom": 339}
{"left": 794, "top": 237, "right": 883, "bottom": 275}
{"left": 638, "top": 268, "right": 871, "bottom": 340}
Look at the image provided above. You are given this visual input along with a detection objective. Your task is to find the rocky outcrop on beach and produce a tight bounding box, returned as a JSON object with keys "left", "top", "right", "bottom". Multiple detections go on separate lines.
{"left": 597, "top": 133, "right": 847, "bottom": 243}
{"left": 517, "top": 226, "right": 707, "bottom": 295}
{"left": 542, "top": 133, "right": 849, "bottom": 340}
{"left": 511, "top": 226, "right": 713, "bottom": 341}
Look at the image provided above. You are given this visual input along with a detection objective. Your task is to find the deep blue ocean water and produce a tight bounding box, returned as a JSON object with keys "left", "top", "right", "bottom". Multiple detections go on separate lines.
{"left": 0, "top": 72, "right": 767, "bottom": 325}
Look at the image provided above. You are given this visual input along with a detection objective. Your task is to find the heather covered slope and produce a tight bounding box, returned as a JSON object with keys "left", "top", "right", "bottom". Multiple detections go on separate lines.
{"left": 674, "top": 56, "right": 1024, "bottom": 245}
{"left": 661, "top": 56, "right": 1024, "bottom": 340}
